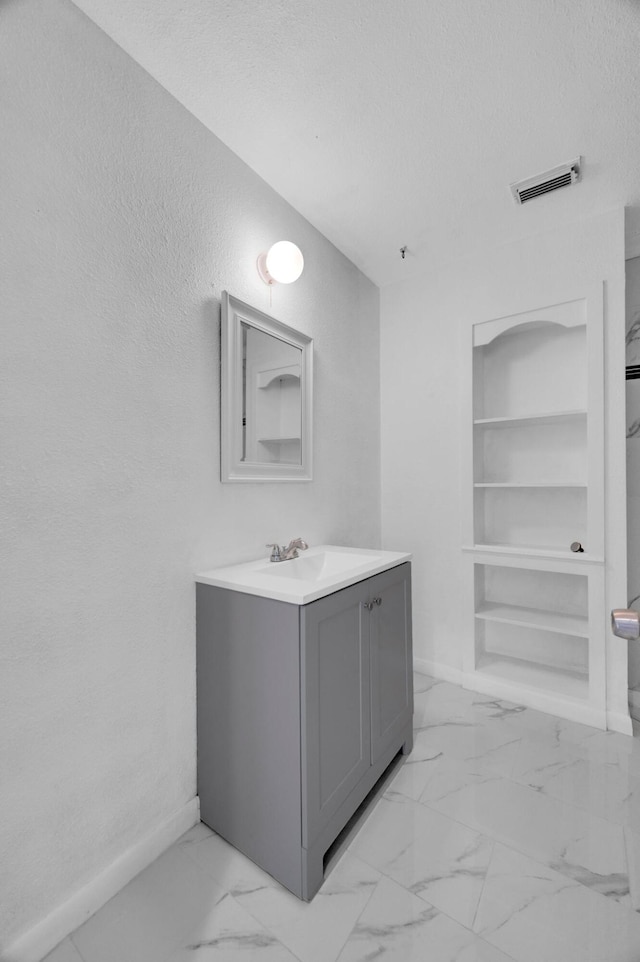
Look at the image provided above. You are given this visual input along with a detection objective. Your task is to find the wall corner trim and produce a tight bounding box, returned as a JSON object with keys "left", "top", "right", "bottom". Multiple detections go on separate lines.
{"left": 626, "top": 231, "right": 640, "bottom": 261}
{"left": 2, "top": 797, "right": 200, "bottom": 962}
{"left": 606, "top": 709, "right": 634, "bottom": 736}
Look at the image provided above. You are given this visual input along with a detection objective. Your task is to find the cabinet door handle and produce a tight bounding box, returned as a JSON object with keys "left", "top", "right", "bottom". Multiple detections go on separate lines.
{"left": 362, "top": 601, "right": 374, "bottom": 611}
{"left": 374, "top": 597, "right": 382, "bottom": 606}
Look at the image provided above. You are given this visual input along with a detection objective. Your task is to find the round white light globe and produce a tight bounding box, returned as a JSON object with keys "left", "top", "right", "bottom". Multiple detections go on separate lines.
{"left": 265, "top": 241, "right": 304, "bottom": 284}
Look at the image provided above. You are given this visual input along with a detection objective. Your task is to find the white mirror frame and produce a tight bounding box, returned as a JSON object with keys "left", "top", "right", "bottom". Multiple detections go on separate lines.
{"left": 221, "top": 292, "right": 313, "bottom": 482}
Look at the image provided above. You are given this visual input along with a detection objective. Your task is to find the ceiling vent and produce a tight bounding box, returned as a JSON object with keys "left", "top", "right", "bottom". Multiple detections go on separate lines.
{"left": 510, "top": 158, "right": 581, "bottom": 205}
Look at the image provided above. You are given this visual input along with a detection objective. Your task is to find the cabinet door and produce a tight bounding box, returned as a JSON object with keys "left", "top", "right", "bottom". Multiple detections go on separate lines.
{"left": 369, "top": 564, "right": 413, "bottom": 764}
{"left": 301, "top": 581, "right": 371, "bottom": 848}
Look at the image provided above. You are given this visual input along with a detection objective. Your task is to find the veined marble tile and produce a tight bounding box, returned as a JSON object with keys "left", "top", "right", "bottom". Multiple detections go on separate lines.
{"left": 413, "top": 671, "right": 439, "bottom": 694}
{"left": 164, "top": 892, "right": 300, "bottom": 962}
{"left": 624, "top": 825, "right": 640, "bottom": 912}
{"left": 336, "top": 875, "right": 515, "bottom": 962}
{"left": 348, "top": 792, "right": 493, "bottom": 928}
{"left": 51, "top": 675, "right": 640, "bottom": 962}
{"left": 508, "top": 733, "right": 640, "bottom": 826}
{"left": 180, "top": 825, "right": 277, "bottom": 899}
{"left": 412, "top": 681, "right": 516, "bottom": 730}
{"left": 574, "top": 724, "right": 640, "bottom": 778}
{"left": 410, "top": 715, "right": 522, "bottom": 779}
{"left": 417, "top": 760, "right": 630, "bottom": 904}
{"left": 414, "top": 756, "right": 504, "bottom": 811}
{"left": 240, "top": 852, "right": 380, "bottom": 962}
{"left": 43, "top": 939, "right": 85, "bottom": 962}
{"left": 419, "top": 684, "right": 529, "bottom": 726}
{"left": 413, "top": 679, "right": 483, "bottom": 712}
{"left": 494, "top": 703, "right": 608, "bottom": 749}
{"left": 385, "top": 739, "right": 448, "bottom": 802}
{"left": 388, "top": 732, "right": 520, "bottom": 805}
{"left": 497, "top": 706, "right": 640, "bottom": 778}
{"left": 71, "top": 844, "right": 227, "bottom": 962}
{"left": 182, "top": 827, "right": 381, "bottom": 962}
{"left": 475, "top": 843, "right": 640, "bottom": 962}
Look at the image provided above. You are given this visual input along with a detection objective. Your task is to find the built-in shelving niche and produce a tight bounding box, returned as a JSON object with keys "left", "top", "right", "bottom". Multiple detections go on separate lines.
{"left": 473, "top": 485, "right": 587, "bottom": 554}
{"left": 462, "top": 289, "right": 606, "bottom": 727}
{"left": 472, "top": 322, "right": 587, "bottom": 420}
{"left": 474, "top": 564, "right": 589, "bottom": 701}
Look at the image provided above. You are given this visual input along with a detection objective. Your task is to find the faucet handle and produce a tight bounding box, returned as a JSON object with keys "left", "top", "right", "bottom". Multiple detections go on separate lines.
{"left": 286, "top": 538, "right": 309, "bottom": 551}
{"left": 265, "top": 543, "right": 282, "bottom": 562}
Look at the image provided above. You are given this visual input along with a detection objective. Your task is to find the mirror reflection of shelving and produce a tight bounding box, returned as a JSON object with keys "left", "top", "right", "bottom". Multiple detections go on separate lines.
{"left": 241, "top": 319, "right": 303, "bottom": 467}
{"left": 256, "top": 365, "right": 302, "bottom": 465}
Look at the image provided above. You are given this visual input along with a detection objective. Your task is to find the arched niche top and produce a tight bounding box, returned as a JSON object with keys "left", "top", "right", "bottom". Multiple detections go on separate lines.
{"left": 473, "top": 297, "right": 586, "bottom": 347}
{"left": 257, "top": 364, "right": 301, "bottom": 389}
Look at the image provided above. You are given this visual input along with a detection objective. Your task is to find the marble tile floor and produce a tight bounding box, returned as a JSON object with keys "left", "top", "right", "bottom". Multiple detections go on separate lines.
{"left": 45, "top": 674, "right": 640, "bottom": 962}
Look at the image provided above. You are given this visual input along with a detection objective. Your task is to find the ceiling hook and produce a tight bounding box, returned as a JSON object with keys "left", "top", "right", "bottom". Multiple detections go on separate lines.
{"left": 400, "top": 246, "right": 408, "bottom": 259}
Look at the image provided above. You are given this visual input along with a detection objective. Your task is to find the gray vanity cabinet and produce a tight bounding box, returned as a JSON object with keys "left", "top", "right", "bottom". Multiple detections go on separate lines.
{"left": 196, "top": 561, "right": 412, "bottom": 901}
{"left": 369, "top": 565, "right": 414, "bottom": 762}
{"left": 301, "top": 564, "right": 412, "bottom": 849}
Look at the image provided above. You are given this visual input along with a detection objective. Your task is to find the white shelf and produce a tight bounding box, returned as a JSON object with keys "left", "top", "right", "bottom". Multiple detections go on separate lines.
{"left": 258, "top": 437, "right": 301, "bottom": 444}
{"left": 475, "top": 602, "right": 588, "bottom": 638}
{"left": 474, "top": 481, "right": 586, "bottom": 488}
{"left": 475, "top": 654, "right": 589, "bottom": 701}
{"left": 474, "top": 409, "right": 586, "bottom": 428}
{"left": 463, "top": 543, "right": 603, "bottom": 564}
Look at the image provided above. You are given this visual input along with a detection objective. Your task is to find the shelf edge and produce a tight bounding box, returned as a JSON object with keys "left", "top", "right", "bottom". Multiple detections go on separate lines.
{"left": 462, "top": 544, "right": 605, "bottom": 565}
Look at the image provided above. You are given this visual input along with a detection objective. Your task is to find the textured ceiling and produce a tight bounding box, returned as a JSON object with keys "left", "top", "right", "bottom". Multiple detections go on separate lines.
{"left": 72, "top": 0, "right": 640, "bottom": 286}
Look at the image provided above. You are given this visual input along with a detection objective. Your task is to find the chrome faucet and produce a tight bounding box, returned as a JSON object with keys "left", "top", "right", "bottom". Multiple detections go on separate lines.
{"left": 266, "top": 538, "right": 309, "bottom": 562}
{"left": 283, "top": 538, "right": 308, "bottom": 560}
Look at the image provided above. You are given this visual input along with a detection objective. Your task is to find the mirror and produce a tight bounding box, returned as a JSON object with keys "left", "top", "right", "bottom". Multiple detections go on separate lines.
{"left": 221, "top": 292, "right": 313, "bottom": 482}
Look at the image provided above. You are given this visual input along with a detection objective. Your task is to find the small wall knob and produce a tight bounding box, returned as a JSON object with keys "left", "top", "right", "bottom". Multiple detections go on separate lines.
{"left": 611, "top": 609, "right": 640, "bottom": 640}
{"left": 570, "top": 542, "right": 584, "bottom": 553}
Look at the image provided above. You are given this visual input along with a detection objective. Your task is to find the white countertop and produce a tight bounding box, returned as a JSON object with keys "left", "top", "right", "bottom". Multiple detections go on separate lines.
{"left": 195, "top": 544, "right": 412, "bottom": 605}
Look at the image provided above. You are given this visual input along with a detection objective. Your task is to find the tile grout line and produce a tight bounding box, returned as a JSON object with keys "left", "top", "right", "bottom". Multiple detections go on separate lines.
{"left": 409, "top": 772, "right": 633, "bottom": 912}
{"left": 322, "top": 868, "right": 382, "bottom": 962}
{"left": 344, "top": 843, "right": 489, "bottom": 947}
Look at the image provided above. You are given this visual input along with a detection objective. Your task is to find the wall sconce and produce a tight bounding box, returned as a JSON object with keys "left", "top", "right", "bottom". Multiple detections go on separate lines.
{"left": 257, "top": 241, "right": 304, "bottom": 286}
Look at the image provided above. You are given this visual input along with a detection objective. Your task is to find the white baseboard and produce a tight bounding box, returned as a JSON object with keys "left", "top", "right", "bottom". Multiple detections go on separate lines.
{"left": 413, "top": 657, "right": 464, "bottom": 686}
{"left": 3, "top": 797, "right": 200, "bottom": 962}
{"left": 607, "top": 708, "right": 634, "bottom": 736}
{"left": 629, "top": 688, "right": 640, "bottom": 724}
{"left": 414, "top": 657, "right": 633, "bottom": 734}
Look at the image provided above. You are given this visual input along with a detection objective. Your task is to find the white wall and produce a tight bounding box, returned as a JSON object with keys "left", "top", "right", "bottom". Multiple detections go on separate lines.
{"left": 381, "top": 208, "right": 627, "bottom": 715}
{"left": 0, "top": 0, "right": 380, "bottom": 952}
{"left": 626, "top": 255, "right": 640, "bottom": 692}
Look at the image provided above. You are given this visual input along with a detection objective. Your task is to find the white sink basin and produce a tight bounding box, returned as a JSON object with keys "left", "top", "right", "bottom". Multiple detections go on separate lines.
{"left": 256, "top": 549, "right": 374, "bottom": 582}
{"left": 196, "top": 544, "right": 411, "bottom": 605}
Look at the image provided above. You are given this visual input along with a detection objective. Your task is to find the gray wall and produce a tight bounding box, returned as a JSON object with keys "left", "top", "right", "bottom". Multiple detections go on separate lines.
{"left": 0, "top": 0, "right": 380, "bottom": 947}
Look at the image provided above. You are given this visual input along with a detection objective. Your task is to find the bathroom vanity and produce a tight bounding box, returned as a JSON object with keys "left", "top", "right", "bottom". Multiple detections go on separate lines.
{"left": 195, "top": 546, "right": 413, "bottom": 899}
